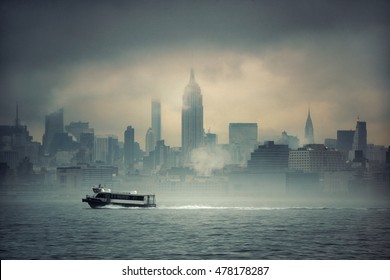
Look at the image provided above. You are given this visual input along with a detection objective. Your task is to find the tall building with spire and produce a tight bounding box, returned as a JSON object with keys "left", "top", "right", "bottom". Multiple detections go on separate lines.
{"left": 304, "top": 108, "right": 314, "bottom": 144}
{"left": 181, "top": 68, "right": 204, "bottom": 162}
{"left": 0, "top": 103, "right": 38, "bottom": 175}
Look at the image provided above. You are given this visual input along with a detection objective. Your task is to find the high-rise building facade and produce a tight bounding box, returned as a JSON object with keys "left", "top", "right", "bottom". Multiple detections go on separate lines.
{"left": 289, "top": 144, "right": 346, "bottom": 173}
{"left": 43, "top": 108, "right": 64, "bottom": 155}
{"left": 229, "top": 123, "right": 258, "bottom": 165}
{"left": 79, "top": 132, "right": 94, "bottom": 163}
{"left": 351, "top": 119, "right": 367, "bottom": 157}
{"left": 181, "top": 69, "right": 204, "bottom": 162}
{"left": 304, "top": 108, "right": 314, "bottom": 144}
{"left": 94, "top": 136, "right": 108, "bottom": 163}
{"left": 151, "top": 99, "right": 161, "bottom": 144}
{"left": 337, "top": 130, "right": 355, "bottom": 156}
{"left": 124, "top": 126, "right": 135, "bottom": 167}
{"left": 145, "top": 127, "right": 155, "bottom": 156}
{"left": 247, "top": 141, "right": 289, "bottom": 172}
{"left": 92, "top": 135, "right": 119, "bottom": 165}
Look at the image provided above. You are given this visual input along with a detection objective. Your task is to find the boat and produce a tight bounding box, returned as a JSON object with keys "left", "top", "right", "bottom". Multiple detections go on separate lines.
{"left": 82, "top": 185, "right": 156, "bottom": 208}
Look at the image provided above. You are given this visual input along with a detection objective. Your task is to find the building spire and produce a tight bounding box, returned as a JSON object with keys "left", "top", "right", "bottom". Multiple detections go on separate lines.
{"left": 305, "top": 106, "right": 314, "bottom": 144}
{"left": 190, "top": 68, "right": 195, "bottom": 83}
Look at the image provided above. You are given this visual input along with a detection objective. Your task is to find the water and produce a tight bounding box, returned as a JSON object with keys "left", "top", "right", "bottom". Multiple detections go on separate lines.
{"left": 1, "top": 187, "right": 389, "bottom": 259}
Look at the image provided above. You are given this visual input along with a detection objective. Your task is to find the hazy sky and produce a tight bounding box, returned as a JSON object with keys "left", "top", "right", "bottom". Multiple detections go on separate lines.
{"left": 1, "top": 0, "right": 389, "bottom": 148}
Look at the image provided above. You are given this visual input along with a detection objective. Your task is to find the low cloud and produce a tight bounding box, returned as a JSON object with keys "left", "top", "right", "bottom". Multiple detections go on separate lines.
{"left": 1, "top": 0, "right": 388, "bottom": 147}
{"left": 190, "top": 146, "right": 231, "bottom": 177}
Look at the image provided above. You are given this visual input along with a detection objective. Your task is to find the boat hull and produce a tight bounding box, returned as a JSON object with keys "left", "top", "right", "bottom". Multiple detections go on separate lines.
{"left": 82, "top": 197, "right": 156, "bottom": 208}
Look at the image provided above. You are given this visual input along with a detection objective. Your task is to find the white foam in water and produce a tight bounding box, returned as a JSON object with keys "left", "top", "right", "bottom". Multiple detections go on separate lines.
{"left": 98, "top": 204, "right": 143, "bottom": 210}
{"left": 157, "top": 205, "right": 387, "bottom": 211}
{"left": 159, "top": 205, "right": 299, "bottom": 210}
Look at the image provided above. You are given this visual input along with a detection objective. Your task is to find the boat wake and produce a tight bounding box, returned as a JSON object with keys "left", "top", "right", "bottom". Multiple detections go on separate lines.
{"left": 157, "top": 205, "right": 389, "bottom": 211}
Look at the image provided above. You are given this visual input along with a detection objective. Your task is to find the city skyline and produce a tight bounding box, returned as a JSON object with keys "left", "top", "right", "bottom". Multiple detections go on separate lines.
{"left": 1, "top": 0, "right": 389, "bottom": 148}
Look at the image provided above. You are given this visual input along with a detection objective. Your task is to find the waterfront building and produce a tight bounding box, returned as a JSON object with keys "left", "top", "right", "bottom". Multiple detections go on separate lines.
{"left": 288, "top": 144, "right": 347, "bottom": 173}
{"left": 56, "top": 166, "right": 82, "bottom": 188}
{"left": 57, "top": 164, "right": 116, "bottom": 188}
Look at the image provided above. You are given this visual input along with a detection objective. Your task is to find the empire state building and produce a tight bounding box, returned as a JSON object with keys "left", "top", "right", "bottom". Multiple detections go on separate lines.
{"left": 182, "top": 68, "right": 204, "bottom": 162}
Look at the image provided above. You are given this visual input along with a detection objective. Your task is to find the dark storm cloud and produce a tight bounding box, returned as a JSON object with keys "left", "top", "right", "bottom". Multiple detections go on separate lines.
{"left": 2, "top": 0, "right": 388, "bottom": 69}
{"left": 0, "top": 0, "right": 389, "bottom": 143}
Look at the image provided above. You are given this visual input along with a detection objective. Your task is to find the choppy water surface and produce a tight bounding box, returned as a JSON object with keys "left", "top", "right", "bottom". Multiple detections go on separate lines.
{"left": 0, "top": 188, "right": 389, "bottom": 259}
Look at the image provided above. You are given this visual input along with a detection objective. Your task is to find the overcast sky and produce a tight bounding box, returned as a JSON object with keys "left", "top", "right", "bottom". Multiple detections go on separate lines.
{"left": 1, "top": 0, "right": 389, "bottom": 148}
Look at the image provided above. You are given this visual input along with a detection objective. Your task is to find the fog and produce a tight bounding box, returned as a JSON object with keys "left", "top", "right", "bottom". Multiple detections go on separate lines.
{"left": 4, "top": 178, "right": 387, "bottom": 211}
{"left": 190, "top": 147, "right": 231, "bottom": 177}
{"left": 1, "top": 0, "right": 389, "bottom": 211}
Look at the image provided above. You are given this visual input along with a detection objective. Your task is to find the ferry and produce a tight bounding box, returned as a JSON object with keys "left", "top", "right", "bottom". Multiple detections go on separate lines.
{"left": 82, "top": 185, "right": 156, "bottom": 208}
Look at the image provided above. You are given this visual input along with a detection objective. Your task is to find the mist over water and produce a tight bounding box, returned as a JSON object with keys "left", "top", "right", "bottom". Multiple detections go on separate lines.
{"left": 0, "top": 183, "right": 389, "bottom": 260}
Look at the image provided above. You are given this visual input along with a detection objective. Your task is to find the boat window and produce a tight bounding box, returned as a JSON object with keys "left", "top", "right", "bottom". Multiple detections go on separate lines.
{"left": 96, "top": 193, "right": 110, "bottom": 198}
{"left": 110, "top": 194, "right": 144, "bottom": 201}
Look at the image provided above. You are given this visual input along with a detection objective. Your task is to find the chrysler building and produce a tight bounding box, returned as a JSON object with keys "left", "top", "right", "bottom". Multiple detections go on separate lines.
{"left": 304, "top": 107, "right": 314, "bottom": 144}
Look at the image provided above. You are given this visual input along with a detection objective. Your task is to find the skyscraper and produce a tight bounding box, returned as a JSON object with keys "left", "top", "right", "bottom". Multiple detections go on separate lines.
{"left": 304, "top": 108, "right": 314, "bottom": 144}
{"left": 145, "top": 127, "right": 155, "bottom": 156}
{"left": 229, "top": 123, "right": 258, "bottom": 165}
{"left": 151, "top": 99, "right": 161, "bottom": 144}
{"left": 337, "top": 130, "right": 355, "bottom": 159}
{"left": 94, "top": 136, "right": 109, "bottom": 163}
{"left": 181, "top": 68, "right": 204, "bottom": 162}
{"left": 42, "top": 108, "right": 64, "bottom": 155}
{"left": 351, "top": 119, "right": 367, "bottom": 157}
{"left": 124, "top": 126, "right": 135, "bottom": 168}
